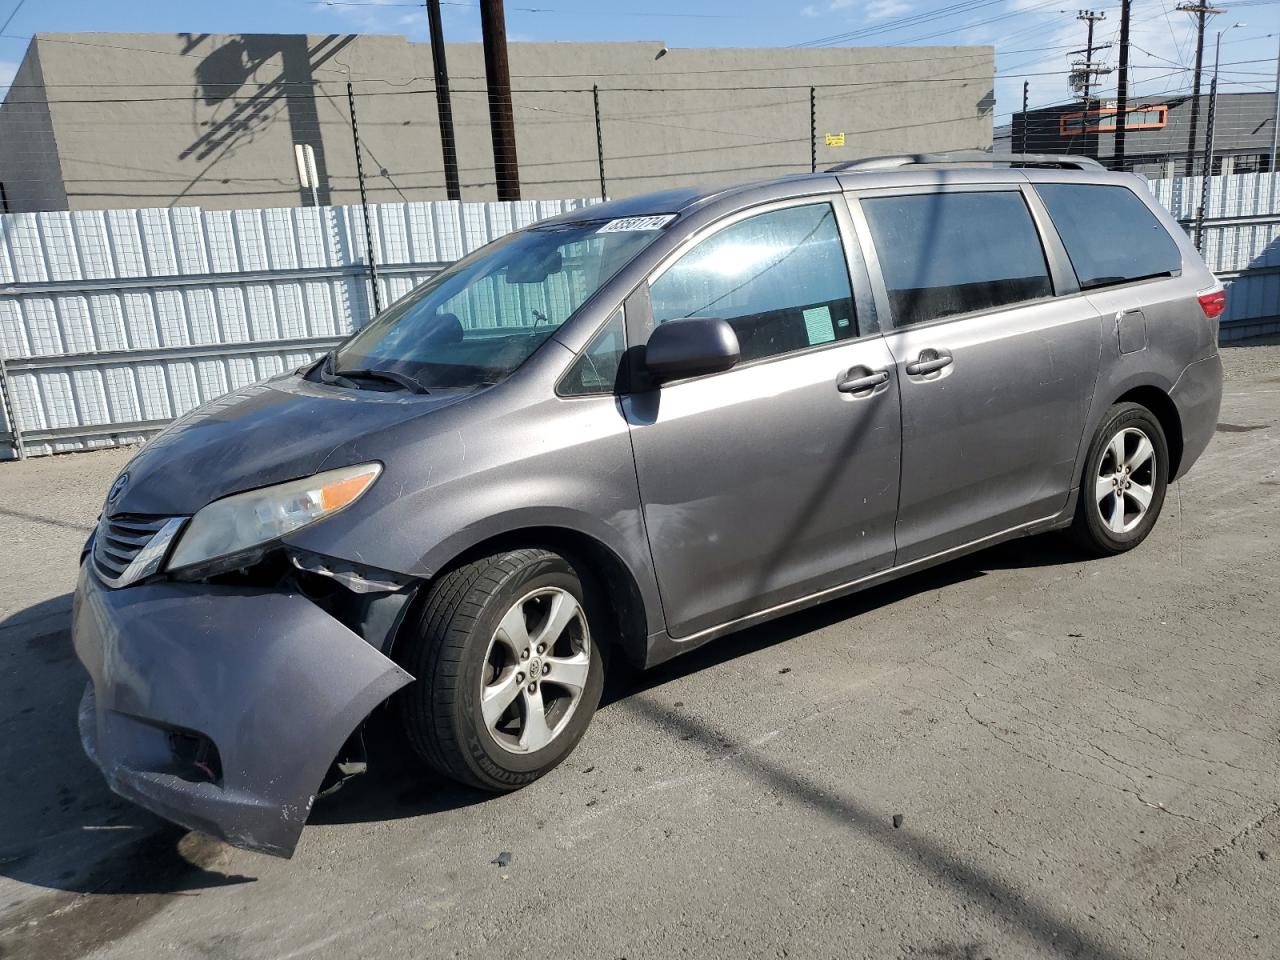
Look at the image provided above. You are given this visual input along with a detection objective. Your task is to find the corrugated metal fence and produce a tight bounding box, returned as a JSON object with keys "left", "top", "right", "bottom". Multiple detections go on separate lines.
{"left": 2, "top": 173, "right": 1278, "bottom": 459}
{"left": 1149, "top": 170, "right": 1280, "bottom": 341}
{"left": 0, "top": 198, "right": 597, "bottom": 458}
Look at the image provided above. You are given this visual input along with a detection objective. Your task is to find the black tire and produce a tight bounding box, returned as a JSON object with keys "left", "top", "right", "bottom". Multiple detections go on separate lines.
{"left": 1069, "top": 402, "right": 1170, "bottom": 556}
{"left": 396, "top": 548, "right": 606, "bottom": 791}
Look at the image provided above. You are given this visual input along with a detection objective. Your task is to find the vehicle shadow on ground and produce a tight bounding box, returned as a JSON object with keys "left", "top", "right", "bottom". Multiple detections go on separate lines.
{"left": 307, "top": 717, "right": 491, "bottom": 827}
{"left": 322, "top": 532, "right": 1087, "bottom": 826}
{"left": 0, "top": 595, "right": 256, "bottom": 901}
{"left": 616, "top": 691, "right": 1126, "bottom": 960}
{"left": 330, "top": 532, "right": 1125, "bottom": 959}
{"left": 604, "top": 532, "right": 1132, "bottom": 960}
{"left": 0, "top": 534, "right": 1086, "bottom": 901}
{"left": 608, "top": 531, "right": 1084, "bottom": 702}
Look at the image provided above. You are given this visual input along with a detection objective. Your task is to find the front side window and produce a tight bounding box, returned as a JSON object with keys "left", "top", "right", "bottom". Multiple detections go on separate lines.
{"left": 648, "top": 202, "right": 857, "bottom": 364}
{"left": 861, "top": 191, "right": 1053, "bottom": 328}
{"left": 559, "top": 308, "right": 627, "bottom": 396}
{"left": 1035, "top": 183, "right": 1182, "bottom": 290}
{"left": 334, "top": 221, "right": 659, "bottom": 391}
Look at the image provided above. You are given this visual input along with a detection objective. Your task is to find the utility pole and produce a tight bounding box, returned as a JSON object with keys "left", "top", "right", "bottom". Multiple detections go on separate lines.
{"left": 593, "top": 84, "right": 607, "bottom": 200}
{"left": 480, "top": 0, "right": 520, "bottom": 200}
{"left": 347, "top": 81, "right": 383, "bottom": 316}
{"left": 1198, "top": 22, "right": 1246, "bottom": 248}
{"left": 425, "top": 0, "right": 461, "bottom": 201}
{"left": 1178, "top": 3, "right": 1226, "bottom": 176}
{"left": 1270, "top": 33, "right": 1279, "bottom": 178}
{"left": 1114, "top": 0, "right": 1132, "bottom": 168}
{"left": 1075, "top": 10, "right": 1107, "bottom": 106}
{"left": 1020, "top": 80, "right": 1029, "bottom": 153}
{"left": 810, "top": 86, "right": 817, "bottom": 173}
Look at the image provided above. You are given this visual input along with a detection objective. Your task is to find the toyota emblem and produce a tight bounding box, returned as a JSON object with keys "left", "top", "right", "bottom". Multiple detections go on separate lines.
{"left": 107, "top": 472, "right": 130, "bottom": 503}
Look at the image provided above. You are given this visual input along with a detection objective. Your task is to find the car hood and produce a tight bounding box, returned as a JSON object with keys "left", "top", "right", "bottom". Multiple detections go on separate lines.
{"left": 107, "top": 376, "right": 466, "bottom": 517}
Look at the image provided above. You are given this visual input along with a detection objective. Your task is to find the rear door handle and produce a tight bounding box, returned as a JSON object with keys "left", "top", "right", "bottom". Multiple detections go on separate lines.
{"left": 904, "top": 351, "right": 953, "bottom": 376}
{"left": 836, "top": 369, "right": 889, "bottom": 394}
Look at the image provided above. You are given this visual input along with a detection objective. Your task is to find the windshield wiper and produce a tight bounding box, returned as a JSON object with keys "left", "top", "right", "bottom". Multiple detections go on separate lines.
{"left": 333, "top": 367, "right": 431, "bottom": 394}
{"left": 316, "top": 351, "right": 358, "bottom": 388}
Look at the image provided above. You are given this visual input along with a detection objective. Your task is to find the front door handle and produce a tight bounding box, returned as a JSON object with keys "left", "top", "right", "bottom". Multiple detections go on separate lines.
{"left": 904, "top": 350, "right": 953, "bottom": 376}
{"left": 836, "top": 369, "right": 889, "bottom": 394}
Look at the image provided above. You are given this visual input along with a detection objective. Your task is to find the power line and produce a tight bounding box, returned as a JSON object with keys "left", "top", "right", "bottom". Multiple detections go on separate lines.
{"left": 0, "top": 0, "right": 26, "bottom": 37}
{"left": 2, "top": 44, "right": 1102, "bottom": 96}
{"left": 889, "top": 0, "right": 1066, "bottom": 46}
{"left": 16, "top": 58, "right": 1273, "bottom": 106}
{"left": 0, "top": 32, "right": 360, "bottom": 80}
{"left": 4, "top": 45, "right": 1089, "bottom": 90}
{"left": 1074, "top": 10, "right": 1110, "bottom": 104}
{"left": 441, "top": 49, "right": 999, "bottom": 80}
{"left": 793, "top": 0, "right": 1009, "bottom": 47}
{"left": 318, "top": 0, "right": 745, "bottom": 16}
{"left": 1178, "top": 2, "right": 1227, "bottom": 176}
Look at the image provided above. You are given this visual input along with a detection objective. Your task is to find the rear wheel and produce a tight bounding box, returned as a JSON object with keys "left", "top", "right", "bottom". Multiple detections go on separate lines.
{"left": 396, "top": 549, "right": 605, "bottom": 791}
{"left": 1069, "top": 402, "right": 1169, "bottom": 555}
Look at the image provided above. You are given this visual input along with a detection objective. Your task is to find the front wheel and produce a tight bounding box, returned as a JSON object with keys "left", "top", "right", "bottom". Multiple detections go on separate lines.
{"left": 397, "top": 549, "right": 605, "bottom": 791}
{"left": 1069, "top": 402, "right": 1169, "bottom": 556}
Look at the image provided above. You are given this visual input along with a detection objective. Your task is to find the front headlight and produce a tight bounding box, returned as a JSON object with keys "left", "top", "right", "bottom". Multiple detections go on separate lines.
{"left": 167, "top": 462, "right": 382, "bottom": 572}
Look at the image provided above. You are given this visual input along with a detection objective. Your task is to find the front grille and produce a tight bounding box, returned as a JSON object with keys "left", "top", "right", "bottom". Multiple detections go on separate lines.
{"left": 93, "top": 514, "right": 175, "bottom": 586}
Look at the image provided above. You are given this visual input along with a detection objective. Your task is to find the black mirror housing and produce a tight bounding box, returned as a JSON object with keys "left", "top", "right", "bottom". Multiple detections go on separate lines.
{"left": 643, "top": 317, "right": 741, "bottom": 384}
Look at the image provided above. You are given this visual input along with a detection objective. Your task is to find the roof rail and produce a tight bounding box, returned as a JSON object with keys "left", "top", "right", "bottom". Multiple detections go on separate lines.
{"left": 827, "top": 151, "right": 1105, "bottom": 173}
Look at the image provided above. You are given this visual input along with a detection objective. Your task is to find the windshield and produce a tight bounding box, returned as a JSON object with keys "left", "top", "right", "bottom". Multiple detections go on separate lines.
{"left": 332, "top": 220, "right": 662, "bottom": 390}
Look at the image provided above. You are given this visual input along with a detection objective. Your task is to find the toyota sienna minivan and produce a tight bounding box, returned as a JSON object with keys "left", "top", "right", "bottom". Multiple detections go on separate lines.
{"left": 73, "top": 153, "right": 1224, "bottom": 856}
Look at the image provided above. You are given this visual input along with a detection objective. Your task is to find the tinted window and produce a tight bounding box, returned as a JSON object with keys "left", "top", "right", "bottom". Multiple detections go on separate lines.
{"left": 861, "top": 191, "right": 1053, "bottom": 327}
{"left": 560, "top": 309, "right": 626, "bottom": 396}
{"left": 649, "top": 203, "right": 856, "bottom": 363}
{"left": 1035, "top": 183, "right": 1181, "bottom": 290}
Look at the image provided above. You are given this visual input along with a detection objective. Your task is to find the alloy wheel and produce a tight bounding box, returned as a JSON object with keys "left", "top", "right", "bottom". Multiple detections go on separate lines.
{"left": 1094, "top": 425, "right": 1157, "bottom": 535}
{"left": 480, "top": 587, "right": 592, "bottom": 754}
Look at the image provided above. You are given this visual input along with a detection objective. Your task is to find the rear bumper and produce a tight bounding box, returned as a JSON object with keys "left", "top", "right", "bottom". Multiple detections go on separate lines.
{"left": 1170, "top": 352, "right": 1224, "bottom": 479}
{"left": 72, "top": 565, "right": 413, "bottom": 857}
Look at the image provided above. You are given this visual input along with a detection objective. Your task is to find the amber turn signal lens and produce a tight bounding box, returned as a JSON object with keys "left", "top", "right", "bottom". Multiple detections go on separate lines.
{"left": 320, "top": 471, "right": 379, "bottom": 511}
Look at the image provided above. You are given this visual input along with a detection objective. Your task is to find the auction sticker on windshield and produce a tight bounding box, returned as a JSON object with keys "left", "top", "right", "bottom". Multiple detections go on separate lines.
{"left": 597, "top": 215, "right": 677, "bottom": 233}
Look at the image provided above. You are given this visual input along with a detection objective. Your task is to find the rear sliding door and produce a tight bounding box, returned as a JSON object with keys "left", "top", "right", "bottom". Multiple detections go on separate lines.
{"left": 850, "top": 184, "right": 1103, "bottom": 563}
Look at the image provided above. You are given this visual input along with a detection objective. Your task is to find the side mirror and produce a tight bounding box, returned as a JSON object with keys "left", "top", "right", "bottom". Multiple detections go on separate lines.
{"left": 643, "top": 317, "right": 741, "bottom": 384}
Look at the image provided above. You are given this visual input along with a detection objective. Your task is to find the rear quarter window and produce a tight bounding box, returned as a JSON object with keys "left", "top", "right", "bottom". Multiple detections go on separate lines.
{"left": 1034, "top": 183, "right": 1182, "bottom": 290}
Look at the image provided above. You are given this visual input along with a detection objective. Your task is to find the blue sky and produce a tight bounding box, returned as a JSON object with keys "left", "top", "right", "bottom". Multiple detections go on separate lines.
{"left": 1, "top": 0, "right": 1276, "bottom": 125}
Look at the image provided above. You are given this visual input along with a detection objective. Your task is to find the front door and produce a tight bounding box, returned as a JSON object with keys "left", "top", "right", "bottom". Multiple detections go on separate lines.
{"left": 624, "top": 198, "right": 901, "bottom": 639}
{"left": 853, "top": 186, "right": 1102, "bottom": 563}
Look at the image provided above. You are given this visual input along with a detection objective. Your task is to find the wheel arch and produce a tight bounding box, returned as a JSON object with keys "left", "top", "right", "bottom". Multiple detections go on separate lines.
{"left": 1113, "top": 384, "right": 1185, "bottom": 478}
{"left": 395, "top": 525, "right": 651, "bottom": 670}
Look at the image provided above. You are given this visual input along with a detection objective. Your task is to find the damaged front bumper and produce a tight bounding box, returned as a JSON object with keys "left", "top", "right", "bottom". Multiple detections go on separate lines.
{"left": 72, "top": 564, "right": 413, "bottom": 857}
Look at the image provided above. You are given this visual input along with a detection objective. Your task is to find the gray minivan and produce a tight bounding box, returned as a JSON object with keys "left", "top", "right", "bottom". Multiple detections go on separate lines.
{"left": 73, "top": 154, "right": 1224, "bottom": 856}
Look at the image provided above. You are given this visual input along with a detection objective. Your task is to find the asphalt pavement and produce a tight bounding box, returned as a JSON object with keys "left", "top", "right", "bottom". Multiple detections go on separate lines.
{"left": 1, "top": 343, "right": 1277, "bottom": 960}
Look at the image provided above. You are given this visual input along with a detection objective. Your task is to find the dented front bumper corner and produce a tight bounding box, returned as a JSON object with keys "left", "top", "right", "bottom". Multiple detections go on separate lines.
{"left": 72, "top": 565, "right": 413, "bottom": 857}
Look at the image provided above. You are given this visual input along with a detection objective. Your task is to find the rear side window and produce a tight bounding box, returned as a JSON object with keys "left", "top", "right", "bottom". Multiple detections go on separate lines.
{"left": 1035, "top": 183, "right": 1181, "bottom": 290}
{"left": 649, "top": 202, "right": 857, "bottom": 364}
{"left": 861, "top": 191, "right": 1052, "bottom": 328}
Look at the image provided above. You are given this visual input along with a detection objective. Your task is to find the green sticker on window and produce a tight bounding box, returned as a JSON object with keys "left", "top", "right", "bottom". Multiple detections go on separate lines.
{"left": 803, "top": 305, "right": 835, "bottom": 345}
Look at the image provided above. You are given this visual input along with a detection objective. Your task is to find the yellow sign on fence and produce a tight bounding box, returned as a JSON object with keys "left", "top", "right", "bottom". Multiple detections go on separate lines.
{"left": 825, "top": 132, "right": 846, "bottom": 147}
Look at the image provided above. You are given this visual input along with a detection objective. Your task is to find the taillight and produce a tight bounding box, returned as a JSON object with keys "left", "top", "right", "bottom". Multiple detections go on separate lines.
{"left": 1198, "top": 288, "right": 1226, "bottom": 319}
